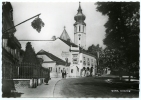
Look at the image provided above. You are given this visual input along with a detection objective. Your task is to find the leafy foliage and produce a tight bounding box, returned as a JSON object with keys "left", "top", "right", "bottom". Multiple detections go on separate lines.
{"left": 87, "top": 44, "right": 103, "bottom": 59}
{"left": 31, "top": 17, "right": 45, "bottom": 33}
{"left": 95, "top": 2, "right": 140, "bottom": 70}
{"left": 23, "top": 42, "right": 40, "bottom": 64}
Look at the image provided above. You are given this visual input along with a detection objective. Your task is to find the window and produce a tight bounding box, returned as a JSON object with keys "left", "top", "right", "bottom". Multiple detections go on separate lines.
{"left": 71, "top": 69, "right": 73, "bottom": 73}
{"left": 91, "top": 59, "right": 94, "bottom": 67}
{"left": 88, "top": 58, "right": 90, "bottom": 66}
{"left": 79, "top": 25, "right": 80, "bottom": 32}
{"left": 83, "top": 57, "right": 86, "bottom": 65}
{"left": 76, "top": 66, "right": 79, "bottom": 72}
{"left": 49, "top": 67, "right": 52, "bottom": 72}
{"left": 59, "top": 67, "right": 60, "bottom": 72}
{"left": 73, "top": 54, "right": 78, "bottom": 64}
{"left": 78, "top": 34, "right": 81, "bottom": 40}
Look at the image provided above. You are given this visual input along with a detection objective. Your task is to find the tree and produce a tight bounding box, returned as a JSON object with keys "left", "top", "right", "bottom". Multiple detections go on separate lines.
{"left": 87, "top": 44, "right": 102, "bottom": 59}
{"left": 87, "top": 44, "right": 103, "bottom": 74}
{"left": 22, "top": 42, "right": 40, "bottom": 64}
{"left": 95, "top": 2, "right": 139, "bottom": 80}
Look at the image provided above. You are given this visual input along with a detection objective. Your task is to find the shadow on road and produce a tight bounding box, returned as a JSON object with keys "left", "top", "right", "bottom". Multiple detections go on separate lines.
{"left": 2, "top": 92, "right": 24, "bottom": 98}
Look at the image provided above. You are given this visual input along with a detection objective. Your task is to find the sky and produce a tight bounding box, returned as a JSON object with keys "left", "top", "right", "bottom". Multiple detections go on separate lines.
{"left": 11, "top": 1, "right": 108, "bottom": 49}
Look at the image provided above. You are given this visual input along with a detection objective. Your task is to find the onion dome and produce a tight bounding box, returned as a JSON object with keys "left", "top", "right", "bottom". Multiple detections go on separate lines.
{"left": 74, "top": 2, "right": 86, "bottom": 25}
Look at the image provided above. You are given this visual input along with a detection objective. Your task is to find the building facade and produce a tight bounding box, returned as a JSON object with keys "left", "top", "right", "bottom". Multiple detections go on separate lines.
{"left": 2, "top": 2, "right": 21, "bottom": 96}
{"left": 37, "top": 49, "right": 69, "bottom": 78}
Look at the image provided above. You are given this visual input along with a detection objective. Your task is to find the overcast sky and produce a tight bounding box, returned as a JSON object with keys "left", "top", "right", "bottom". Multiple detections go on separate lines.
{"left": 11, "top": 1, "right": 108, "bottom": 49}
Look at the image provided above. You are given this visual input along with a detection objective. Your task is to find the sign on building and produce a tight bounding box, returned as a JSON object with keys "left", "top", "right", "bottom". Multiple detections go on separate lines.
{"left": 61, "top": 51, "right": 70, "bottom": 57}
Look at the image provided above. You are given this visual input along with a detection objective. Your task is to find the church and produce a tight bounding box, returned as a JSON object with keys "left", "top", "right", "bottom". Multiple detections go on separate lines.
{"left": 20, "top": 2, "right": 97, "bottom": 77}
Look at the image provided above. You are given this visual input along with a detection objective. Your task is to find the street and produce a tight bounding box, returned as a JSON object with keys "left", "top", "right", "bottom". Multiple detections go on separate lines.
{"left": 14, "top": 76, "right": 139, "bottom": 98}
{"left": 54, "top": 77, "right": 139, "bottom": 98}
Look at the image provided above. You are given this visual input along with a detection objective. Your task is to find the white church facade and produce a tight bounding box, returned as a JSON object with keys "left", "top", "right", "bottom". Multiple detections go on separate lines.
{"left": 20, "top": 2, "right": 97, "bottom": 78}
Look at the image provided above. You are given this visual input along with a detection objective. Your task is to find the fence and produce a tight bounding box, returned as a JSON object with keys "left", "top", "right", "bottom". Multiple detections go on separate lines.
{"left": 2, "top": 61, "right": 50, "bottom": 79}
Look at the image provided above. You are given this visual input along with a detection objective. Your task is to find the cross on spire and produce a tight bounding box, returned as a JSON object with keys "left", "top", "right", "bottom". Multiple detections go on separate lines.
{"left": 78, "top": 1, "right": 82, "bottom": 12}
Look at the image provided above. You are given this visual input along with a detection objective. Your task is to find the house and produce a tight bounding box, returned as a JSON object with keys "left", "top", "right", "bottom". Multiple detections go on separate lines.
{"left": 37, "top": 49, "right": 70, "bottom": 78}
{"left": 2, "top": 2, "right": 21, "bottom": 97}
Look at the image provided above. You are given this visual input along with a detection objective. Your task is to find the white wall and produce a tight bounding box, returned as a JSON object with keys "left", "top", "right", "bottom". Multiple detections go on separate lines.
{"left": 81, "top": 53, "right": 97, "bottom": 75}
{"left": 37, "top": 55, "right": 52, "bottom": 61}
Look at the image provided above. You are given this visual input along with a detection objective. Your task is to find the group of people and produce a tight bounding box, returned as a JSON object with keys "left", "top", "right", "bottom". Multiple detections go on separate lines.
{"left": 61, "top": 67, "right": 93, "bottom": 78}
{"left": 81, "top": 67, "right": 93, "bottom": 77}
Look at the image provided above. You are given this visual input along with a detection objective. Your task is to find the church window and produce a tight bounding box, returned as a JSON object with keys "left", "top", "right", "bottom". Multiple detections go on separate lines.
{"left": 79, "top": 25, "right": 80, "bottom": 32}
{"left": 78, "top": 34, "right": 81, "bottom": 40}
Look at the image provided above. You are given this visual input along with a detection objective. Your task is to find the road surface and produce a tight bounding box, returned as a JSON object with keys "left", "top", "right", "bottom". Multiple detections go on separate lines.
{"left": 54, "top": 77, "right": 139, "bottom": 98}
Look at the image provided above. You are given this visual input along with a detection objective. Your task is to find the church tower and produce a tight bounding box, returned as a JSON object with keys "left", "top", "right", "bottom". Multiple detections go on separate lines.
{"left": 74, "top": 2, "right": 86, "bottom": 49}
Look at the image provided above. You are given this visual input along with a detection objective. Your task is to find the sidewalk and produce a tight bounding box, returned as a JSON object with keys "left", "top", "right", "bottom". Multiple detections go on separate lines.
{"left": 15, "top": 78, "right": 62, "bottom": 98}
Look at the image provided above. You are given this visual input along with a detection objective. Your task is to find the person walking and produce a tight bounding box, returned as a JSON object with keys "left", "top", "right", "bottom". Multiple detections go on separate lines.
{"left": 62, "top": 68, "right": 66, "bottom": 78}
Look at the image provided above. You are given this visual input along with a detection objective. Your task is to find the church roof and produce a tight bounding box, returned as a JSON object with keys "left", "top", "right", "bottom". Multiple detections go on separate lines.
{"left": 60, "top": 26, "right": 72, "bottom": 43}
{"left": 74, "top": 2, "right": 86, "bottom": 25}
{"left": 59, "top": 38, "right": 78, "bottom": 47}
{"left": 37, "top": 49, "right": 69, "bottom": 66}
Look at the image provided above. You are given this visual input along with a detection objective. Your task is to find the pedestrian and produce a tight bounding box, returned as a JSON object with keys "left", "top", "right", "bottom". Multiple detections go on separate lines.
{"left": 62, "top": 68, "right": 66, "bottom": 78}
{"left": 90, "top": 67, "right": 93, "bottom": 76}
{"left": 61, "top": 69, "right": 64, "bottom": 78}
{"left": 85, "top": 67, "right": 90, "bottom": 77}
{"left": 44, "top": 77, "right": 49, "bottom": 85}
